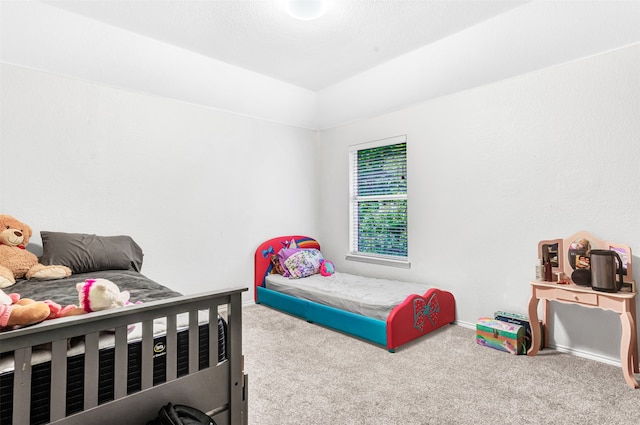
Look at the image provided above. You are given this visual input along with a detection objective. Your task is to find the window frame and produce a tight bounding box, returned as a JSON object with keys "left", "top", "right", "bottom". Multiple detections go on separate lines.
{"left": 347, "top": 135, "right": 410, "bottom": 268}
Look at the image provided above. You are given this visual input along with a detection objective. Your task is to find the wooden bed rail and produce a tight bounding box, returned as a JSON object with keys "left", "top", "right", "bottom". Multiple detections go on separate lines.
{"left": 0, "top": 287, "right": 248, "bottom": 425}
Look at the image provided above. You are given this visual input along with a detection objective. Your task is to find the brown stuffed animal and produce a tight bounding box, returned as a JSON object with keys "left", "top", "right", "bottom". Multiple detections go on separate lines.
{"left": 0, "top": 214, "right": 72, "bottom": 289}
{"left": 0, "top": 289, "right": 53, "bottom": 329}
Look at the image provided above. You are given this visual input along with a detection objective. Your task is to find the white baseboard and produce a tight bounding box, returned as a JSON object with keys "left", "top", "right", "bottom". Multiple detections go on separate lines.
{"left": 458, "top": 319, "right": 621, "bottom": 367}
{"left": 551, "top": 344, "right": 621, "bottom": 367}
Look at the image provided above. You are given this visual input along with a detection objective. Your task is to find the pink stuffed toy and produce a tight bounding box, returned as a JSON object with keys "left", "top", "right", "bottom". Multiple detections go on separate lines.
{"left": 0, "top": 288, "right": 63, "bottom": 329}
{"left": 319, "top": 259, "right": 335, "bottom": 276}
{"left": 59, "top": 278, "right": 137, "bottom": 317}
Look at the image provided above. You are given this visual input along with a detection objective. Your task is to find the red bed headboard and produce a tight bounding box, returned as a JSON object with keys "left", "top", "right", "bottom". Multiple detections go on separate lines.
{"left": 254, "top": 235, "right": 320, "bottom": 301}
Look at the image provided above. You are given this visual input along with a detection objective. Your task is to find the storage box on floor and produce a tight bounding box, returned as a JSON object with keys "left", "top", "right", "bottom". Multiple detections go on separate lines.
{"left": 476, "top": 318, "right": 526, "bottom": 355}
{"left": 494, "top": 311, "right": 544, "bottom": 351}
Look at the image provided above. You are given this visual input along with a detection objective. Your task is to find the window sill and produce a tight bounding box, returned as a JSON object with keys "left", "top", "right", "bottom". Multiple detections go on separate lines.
{"left": 345, "top": 254, "right": 411, "bottom": 269}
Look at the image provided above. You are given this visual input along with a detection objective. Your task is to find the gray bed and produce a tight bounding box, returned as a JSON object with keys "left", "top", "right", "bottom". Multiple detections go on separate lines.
{"left": 0, "top": 232, "right": 248, "bottom": 425}
{"left": 265, "top": 272, "right": 435, "bottom": 321}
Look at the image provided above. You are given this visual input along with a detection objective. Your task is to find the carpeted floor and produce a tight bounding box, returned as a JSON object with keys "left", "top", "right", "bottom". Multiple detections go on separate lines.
{"left": 242, "top": 303, "right": 640, "bottom": 425}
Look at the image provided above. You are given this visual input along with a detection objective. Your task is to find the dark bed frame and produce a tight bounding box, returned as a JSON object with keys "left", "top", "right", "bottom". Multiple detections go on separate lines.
{"left": 0, "top": 287, "right": 248, "bottom": 425}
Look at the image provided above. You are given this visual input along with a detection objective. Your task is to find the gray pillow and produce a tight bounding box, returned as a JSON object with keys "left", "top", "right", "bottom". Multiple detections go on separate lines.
{"left": 39, "top": 231, "right": 144, "bottom": 274}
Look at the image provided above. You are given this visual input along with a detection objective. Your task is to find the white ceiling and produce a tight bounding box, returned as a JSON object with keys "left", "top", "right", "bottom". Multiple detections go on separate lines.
{"left": 41, "top": 0, "right": 529, "bottom": 91}
{"left": 4, "top": 1, "right": 638, "bottom": 128}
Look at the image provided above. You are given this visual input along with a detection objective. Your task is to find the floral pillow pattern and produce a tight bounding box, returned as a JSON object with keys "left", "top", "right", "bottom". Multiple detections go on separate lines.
{"left": 284, "top": 249, "right": 324, "bottom": 278}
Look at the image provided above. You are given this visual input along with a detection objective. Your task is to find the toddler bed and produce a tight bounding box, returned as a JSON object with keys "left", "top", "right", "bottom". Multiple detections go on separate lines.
{"left": 254, "top": 235, "right": 456, "bottom": 352}
{"left": 0, "top": 231, "right": 248, "bottom": 425}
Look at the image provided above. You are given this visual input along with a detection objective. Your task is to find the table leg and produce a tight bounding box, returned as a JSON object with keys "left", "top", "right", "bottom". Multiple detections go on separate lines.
{"left": 527, "top": 292, "right": 541, "bottom": 356}
{"left": 619, "top": 310, "right": 639, "bottom": 389}
{"left": 630, "top": 300, "right": 639, "bottom": 374}
{"left": 542, "top": 298, "right": 549, "bottom": 349}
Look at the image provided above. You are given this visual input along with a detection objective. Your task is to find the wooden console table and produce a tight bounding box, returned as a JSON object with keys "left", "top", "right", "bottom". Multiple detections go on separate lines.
{"left": 527, "top": 281, "right": 639, "bottom": 389}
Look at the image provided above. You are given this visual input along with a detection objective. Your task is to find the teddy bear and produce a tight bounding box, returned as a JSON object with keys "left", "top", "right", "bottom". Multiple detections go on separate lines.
{"left": 59, "top": 278, "right": 135, "bottom": 317}
{"left": 0, "top": 288, "right": 61, "bottom": 329}
{"left": 0, "top": 214, "right": 72, "bottom": 289}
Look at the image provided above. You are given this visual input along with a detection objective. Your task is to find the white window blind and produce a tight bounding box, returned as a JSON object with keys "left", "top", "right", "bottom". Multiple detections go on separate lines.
{"left": 349, "top": 135, "right": 407, "bottom": 260}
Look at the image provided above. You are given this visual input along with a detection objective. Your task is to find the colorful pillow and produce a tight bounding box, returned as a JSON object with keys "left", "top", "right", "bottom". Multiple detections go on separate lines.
{"left": 278, "top": 248, "right": 302, "bottom": 261}
{"left": 277, "top": 248, "right": 303, "bottom": 277}
{"left": 284, "top": 249, "right": 324, "bottom": 278}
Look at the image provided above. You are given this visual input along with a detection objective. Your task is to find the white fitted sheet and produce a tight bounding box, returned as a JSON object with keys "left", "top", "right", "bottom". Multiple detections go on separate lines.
{"left": 264, "top": 271, "right": 433, "bottom": 321}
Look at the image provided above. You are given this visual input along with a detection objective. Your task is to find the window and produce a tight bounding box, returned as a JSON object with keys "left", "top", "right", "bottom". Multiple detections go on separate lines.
{"left": 348, "top": 135, "right": 408, "bottom": 267}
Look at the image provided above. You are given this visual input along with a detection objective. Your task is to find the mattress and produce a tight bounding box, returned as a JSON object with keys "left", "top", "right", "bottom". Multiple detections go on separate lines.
{"left": 0, "top": 270, "right": 227, "bottom": 425}
{"left": 0, "top": 310, "right": 225, "bottom": 373}
{"left": 0, "top": 320, "right": 226, "bottom": 425}
{"left": 264, "top": 271, "right": 433, "bottom": 321}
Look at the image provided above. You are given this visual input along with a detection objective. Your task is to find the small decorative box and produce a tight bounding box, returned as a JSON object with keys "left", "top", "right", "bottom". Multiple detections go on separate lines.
{"left": 476, "top": 317, "right": 526, "bottom": 355}
{"left": 494, "top": 310, "right": 544, "bottom": 351}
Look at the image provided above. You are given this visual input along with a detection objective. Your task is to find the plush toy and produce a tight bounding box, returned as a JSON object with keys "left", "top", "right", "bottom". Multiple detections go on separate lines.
{"left": 0, "top": 288, "right": 61, "bottom": 330}
{"left": 0, "top": 214, "right": 72, "bottom": 289}
{"left": 59, "top": 278, "right": 135, "bottom": 317}
{"left": 319, "top": 259, "right": 335, "bottom": 276}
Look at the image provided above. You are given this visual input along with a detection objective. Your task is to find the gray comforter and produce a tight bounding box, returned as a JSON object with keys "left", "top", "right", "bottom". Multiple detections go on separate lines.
{"left": 8, "top": 270, "right": 181, "bottom": 308}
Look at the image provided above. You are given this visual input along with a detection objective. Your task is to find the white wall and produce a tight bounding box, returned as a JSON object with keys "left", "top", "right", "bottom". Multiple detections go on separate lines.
{"left": 0, "top": 64, "right": 319, "bottom": 301}
{"left": 1, "top": 1, "right": 321, "bottom": 303}
{"left": 317, "top": 44, "right": 640, "bottom": 365}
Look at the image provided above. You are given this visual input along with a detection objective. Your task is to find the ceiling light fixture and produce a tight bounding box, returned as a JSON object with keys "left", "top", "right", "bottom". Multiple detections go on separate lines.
{"left": 285, "top": 0, "right": 327, "bottom": 20}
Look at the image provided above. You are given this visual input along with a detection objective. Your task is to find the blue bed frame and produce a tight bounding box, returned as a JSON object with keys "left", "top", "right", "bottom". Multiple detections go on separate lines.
{"left": 254, "top": 236, "right": 457, "bottom": 352}
{"left": 256, "top": 286, "right": 389, "bottom": 348}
